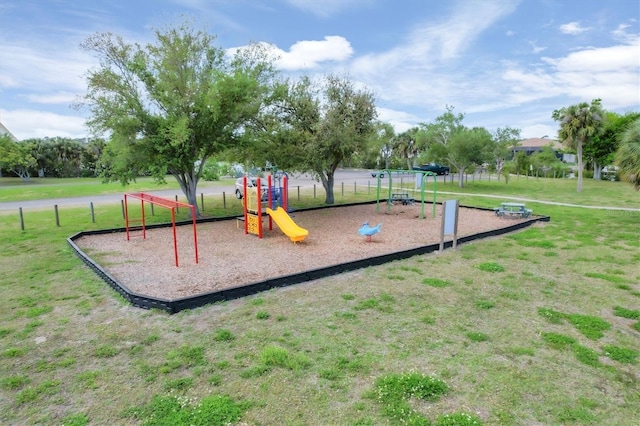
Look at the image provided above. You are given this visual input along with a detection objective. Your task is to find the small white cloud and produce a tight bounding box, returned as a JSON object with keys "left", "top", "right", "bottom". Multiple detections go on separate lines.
{"left": 26, "top": 92, "right": 78, "bottom": 105}
{"left": 273, "top": 36, "right": 354, "bottom": 70}
{"left": 559, "top": 21, "right": 591, "bottom": 35}
{"left": 611, "top": 23, "right": 638, "bottom": 43}
{"left": 285, "top": 0, "right": 371, "bottom": 17}
{"left": 506, "top": 30, "right": 516, "bottom": 36}
{"left": 529, "top": 41, "right": 547, "bottom": 54}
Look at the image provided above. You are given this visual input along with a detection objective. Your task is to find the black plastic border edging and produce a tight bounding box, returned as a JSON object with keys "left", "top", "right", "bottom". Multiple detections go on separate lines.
{"left": 67, "top": 201, "right": 550, "bottom": 314}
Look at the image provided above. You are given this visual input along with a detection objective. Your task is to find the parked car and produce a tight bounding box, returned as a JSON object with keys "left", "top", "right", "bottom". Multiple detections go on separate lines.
{"left": 412, "top": 163, "right": 450, "bottom": 175}
{"left": 235, "top": 177, "right": 268, "bottom": 200}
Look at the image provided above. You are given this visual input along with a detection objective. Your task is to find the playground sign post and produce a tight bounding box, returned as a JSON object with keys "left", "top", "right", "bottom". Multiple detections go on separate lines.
{"left": 439, "top": 199, "right": 459, "bottom": 252}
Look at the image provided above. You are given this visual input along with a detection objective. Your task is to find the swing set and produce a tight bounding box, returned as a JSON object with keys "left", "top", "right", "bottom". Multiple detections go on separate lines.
{"left": 124, "top": 192, "right": 199, "bottom": 267}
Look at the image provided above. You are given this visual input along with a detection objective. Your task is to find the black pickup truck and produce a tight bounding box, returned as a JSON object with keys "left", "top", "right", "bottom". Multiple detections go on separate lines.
{"left": 412, "top": 163, "right": 450, "bottom": 175}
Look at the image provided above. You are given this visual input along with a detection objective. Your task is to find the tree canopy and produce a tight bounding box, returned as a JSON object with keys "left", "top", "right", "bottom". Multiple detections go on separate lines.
{"left": 253, "top": 74, "right": 377, "bottom": 204}
{"left": 79, "top": 21, "right": 277, "bottom": 216}
{"left": 0, "top": 135, "right": 36, "bottom": 181}
{"left": 552, "top": 99, "right": 606, "bottom": 192}
{"left": 419, "top": 106, "right": 495, "bottom": 187}
{"left": 615, "top": 117, "right": 640, "bottom": 190}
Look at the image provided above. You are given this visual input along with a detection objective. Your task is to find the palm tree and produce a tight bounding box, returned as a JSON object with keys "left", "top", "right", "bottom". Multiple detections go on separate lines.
{"left": 615, "top": 118, "right": 640, "bottom": 190}
{"left": 552, "top": 99, "right": 606, "bottom": 192}
{"left": 393, "top": 128, "right": 420, "bottom": 170}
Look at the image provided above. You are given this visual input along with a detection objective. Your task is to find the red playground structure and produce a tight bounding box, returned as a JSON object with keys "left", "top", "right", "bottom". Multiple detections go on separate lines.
{"left": 123, "top": 192, "right": 199, "bottom": 267}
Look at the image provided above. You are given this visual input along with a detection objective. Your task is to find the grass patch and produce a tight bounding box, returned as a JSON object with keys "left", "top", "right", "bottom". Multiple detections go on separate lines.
{"left": 465, "top": 332, "right": 489, "bottom": 342}
{"left": 256, "top": 311, "right": 270, "bottom": 320}
{"left": 572, "top": 344, "right": 602, "bottom": 368}
{"left": 213, "top": 328, "right": 235, "bottom": 342}
{"left": 370, "top": 372, "right": 449, "bottom": 424}
{"left": 422, "top": 277, "right": 453, "bottom": 287}
{"left": 434, "top": 412, "right": 483, "bottom": 425}
{"left": 564, "top": 313, "right": 611, "bottom": 340}
{"left": 584, "top": 272, "right": 626, "bottom": 284}
{"left": 613, "top": 306, "right": 640, "bottom": 319}
{"left": 126, "top": 394, "right": 248, "bottom": 426}
{"left": 477, "top": 262, "right": 504, "bottom": 272}
{"left": 602, "top": 345, "right": 639, "bottom": 364}
{"left": 538, "top": 308, "right": 611, "bottom": 340}
{"left": 259, "top": 344, "right": 311, "bottom": 371}
{"left": 474, "top": 300, "right": 495, "bottom": 310}
{"left": 541, "top": 332, "right": 576, "bottom": 350}
{"left": 537, "top": 307, "right": 564, "bottom": 324}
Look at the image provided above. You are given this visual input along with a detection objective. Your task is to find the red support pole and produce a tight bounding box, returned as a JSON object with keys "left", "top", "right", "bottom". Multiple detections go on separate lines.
{"left": 191, "top": 205, "right": 199, "bottom": 264}
{"left": 267, "top": 174, "right": 273, "bottom": 230}
{"left": 283, "top": 175, "right": 288, "bottom": 211}
{"left": 257, "top": 177, "right": 263, "bottom": 238}
{"left": 171, "top": 207, "right": 179, "bottom": 267}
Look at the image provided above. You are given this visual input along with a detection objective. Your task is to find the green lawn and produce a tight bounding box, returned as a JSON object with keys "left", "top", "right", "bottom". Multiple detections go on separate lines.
{"left": 0, "top": 177, "right": 639, "bottom": 425}
{"left": 0, "top": 177, "right": 236, "bottom": 202}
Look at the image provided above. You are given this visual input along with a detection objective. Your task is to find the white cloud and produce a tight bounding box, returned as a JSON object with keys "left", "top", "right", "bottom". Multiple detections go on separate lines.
{"left": 348, "top": 0, "right": 519, "bottom": 112}
{"left": 529, "top": 41, "right": 547, "bottom": 54}
{"left": 0, "top": 43, "right": 93, "bottom": 93}
{"left": 285, "top": 0, "right": 372, "bottom": 17}
{"left": 542, "top": 43, "right": 639, "bottom": 72}
{"left": 376, "top": 107, "right": 420, "bottom": 133}
{"left": 270, "top": 36, "right": 354, "bottom": 70}
{"left": 502, "top": 39, "right": 640, "bottom": 109}
{"left": 26, "top": 92, "right": 79, "bottom": 105}
{"left": 559, "top": 21, "right": 591, "bottom": 35}
{"left": 0, "top": 109, "right": 88, "bottom": 140}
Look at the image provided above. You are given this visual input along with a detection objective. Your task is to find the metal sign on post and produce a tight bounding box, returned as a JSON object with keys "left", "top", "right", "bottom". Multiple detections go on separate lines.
{"left": 439, "top": 199, "right": 459, "bottom": 251}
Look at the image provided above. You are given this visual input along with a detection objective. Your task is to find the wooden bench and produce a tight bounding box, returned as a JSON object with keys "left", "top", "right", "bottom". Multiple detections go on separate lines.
{"left": 494, "top": 202, "right": 532, "bottom": 218}
{"left": 390, "top": 192, "right": 414, "bottom": 205}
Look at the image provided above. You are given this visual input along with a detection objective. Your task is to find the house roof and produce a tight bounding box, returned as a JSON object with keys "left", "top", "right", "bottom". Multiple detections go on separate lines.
{"left": 517, "top": 138, "right": 563, "bottom": 150}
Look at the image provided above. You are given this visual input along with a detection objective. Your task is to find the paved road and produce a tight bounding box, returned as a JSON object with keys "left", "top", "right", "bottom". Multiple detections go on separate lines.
{"left": 0, "top": 169, "right": 412, "bottom": 211}
{"left": 3, "top": 170, "right": 637, "bottom": 212}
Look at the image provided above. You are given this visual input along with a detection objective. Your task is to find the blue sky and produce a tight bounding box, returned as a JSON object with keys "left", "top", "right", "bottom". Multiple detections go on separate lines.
{"left": 1, "top": 0, "right": 638, "bottom": 141}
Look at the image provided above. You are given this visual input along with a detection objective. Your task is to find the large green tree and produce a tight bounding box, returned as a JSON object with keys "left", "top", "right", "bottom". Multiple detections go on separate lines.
{"left": 366, "top": 121, "right": 395, "bottom": 170}
{"left": 79, "top": 21, "right": 276, "bottom": 216}
{"left": 393, "top": 128, "right": 421, "bottom": 170}
{"left": 587, "top": 111, "right": 640, "bottom": 179}
{"left": 615, "top": 117, "right": 640, "bottom": 190}
{"left": 0, "top": 135, "right": 36, "bottom": 181}
{"left": 444, "top": 127, "right": 495, "bottom": 187}
{"left": 552, "top": 99, "right": 606, "bottom": 192}
{"left": 492, "top": 126, "right": 521, "bottom": 181}
{"left": 258, "top": 75, "right": 377, "bottom": 204}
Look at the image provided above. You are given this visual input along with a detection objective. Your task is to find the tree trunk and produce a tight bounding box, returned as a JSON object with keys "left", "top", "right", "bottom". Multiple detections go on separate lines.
{"left": 577, "top": 139, "right": 583, "bottom": 192}
{"left": 320, "top": 171, "right": 335, "bottom": 204}
{"left": 593, "top": 162, "right": 600, "bottom": 180}
{"left": 173, "top": 171, "right": 201, "bottom": 218}
{"left": 457, "top": 170, "right": 465, "bottom": 188}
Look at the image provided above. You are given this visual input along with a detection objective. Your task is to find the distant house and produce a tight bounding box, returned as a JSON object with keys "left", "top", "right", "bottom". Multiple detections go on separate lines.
{"left": 0, "top": 121, "right": 18, "bottom": 141}
{"left": 513, "top": 138, "right": 565, "bottom": 161}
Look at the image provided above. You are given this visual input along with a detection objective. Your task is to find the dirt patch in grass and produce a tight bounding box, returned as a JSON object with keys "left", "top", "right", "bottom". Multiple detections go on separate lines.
{"left": 75, "top": 203, "right": 536, "bottom": 301}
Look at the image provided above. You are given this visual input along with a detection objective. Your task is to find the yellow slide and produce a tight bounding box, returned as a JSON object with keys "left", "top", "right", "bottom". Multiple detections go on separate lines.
{"left": 266, "top": 207, "right": 309, "bottom": 243}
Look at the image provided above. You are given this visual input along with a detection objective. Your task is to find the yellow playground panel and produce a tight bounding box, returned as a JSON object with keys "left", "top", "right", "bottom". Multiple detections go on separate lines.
{"left": 246, "top": 214, "right": 261, "bottom": 235}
